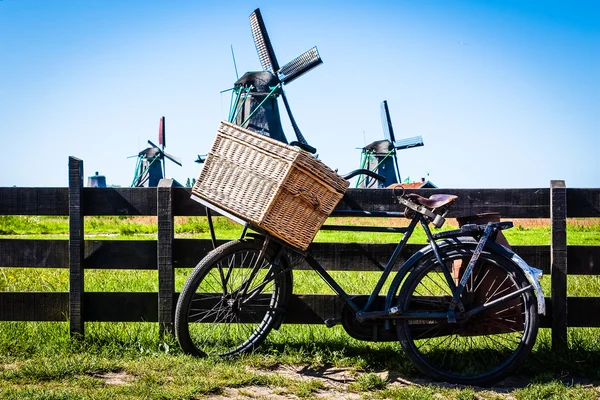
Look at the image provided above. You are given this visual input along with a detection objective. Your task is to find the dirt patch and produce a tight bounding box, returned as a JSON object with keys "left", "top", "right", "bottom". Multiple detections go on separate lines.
{"left": 214, "top": 387, "right": 292, "bottom": 400}
{"left": 214, "top": 385, "right": 362, "bottom": 400}
{"left": 254, "top": 365, "right": 426, "bottom": 389}
{"left": 92, "top": 371, "right": 135, "bottom": 386}
{"left": 265, "top": 365, "right": 358, "bottom": 388}
{"left": 225, "top": 366, "right": 600, "bottom": 400}
{"left": 0, "top": 363, "right": 21, "bottom": 371}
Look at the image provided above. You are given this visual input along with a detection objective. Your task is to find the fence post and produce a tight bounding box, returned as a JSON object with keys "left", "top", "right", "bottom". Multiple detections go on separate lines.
{"left": 157, "top": 179, "right": 175, "bottom": 336}
{"left": 551, "top": 180, "right": 567, "bottom": 352}
{"left": 69, "top": 156, "right": 85, "bottom": 337}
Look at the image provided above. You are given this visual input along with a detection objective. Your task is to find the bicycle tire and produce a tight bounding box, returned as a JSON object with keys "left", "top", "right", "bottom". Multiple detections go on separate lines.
{"left": 175, "top": 239, "right": 292, "bottom": 357}
{"left": 396, "top": 245, "right": 539, "bottom": 386}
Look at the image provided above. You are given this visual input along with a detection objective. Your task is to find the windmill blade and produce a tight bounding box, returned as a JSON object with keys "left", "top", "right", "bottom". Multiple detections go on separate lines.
{"left": 163, "top": 151, "right": 182, "bottom": 166}
{"left": 158, "top": 116, "right": 166, "bottom": 147}
{"left": 393, "top": 135, "right": 424, "bottom": 150}
{"left": 147, "top": 140, "right": 161, "bottom": 149}
{"left": 147, "top": 140, "right": 182, "bottom": 165}
{"left": 280, "top": 90, "right": 316, "bottom": 154}
{"left": 249, "top": 8, "right": 280, "bottom": 72}
{"left": 380, "top": 100, "right": 396, "bottom": 144}
{"left": 279, "top": 47, "right": 322, "bottom": 85}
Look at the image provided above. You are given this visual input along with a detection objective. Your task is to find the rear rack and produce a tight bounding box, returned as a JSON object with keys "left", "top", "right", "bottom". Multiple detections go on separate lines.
{"left": 432, "top": 221, "right": 514, "bottom": 240}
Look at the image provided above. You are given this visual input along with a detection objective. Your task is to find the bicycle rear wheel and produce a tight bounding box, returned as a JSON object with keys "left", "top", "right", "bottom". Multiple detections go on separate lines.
{"left": 175, "top": 239, "right": 292, "bottom": 357}
{"left": 396, "top": 246, "right": 539, "bottom": 386}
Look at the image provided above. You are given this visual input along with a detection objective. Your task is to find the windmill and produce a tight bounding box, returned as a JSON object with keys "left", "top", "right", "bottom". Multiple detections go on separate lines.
{"left": 130, "top": 116, "right": 182, "bottom": 187}
{"left": 227, "top": 8, "right": 322, "bottom": 153}
{"left": 357, "top": 100, "right": 424, "bottom": 188}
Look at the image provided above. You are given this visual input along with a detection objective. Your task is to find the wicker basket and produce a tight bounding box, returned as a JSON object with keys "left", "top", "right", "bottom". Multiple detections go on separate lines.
{"left": 192, "top": 121, "right": 349, "bottom": 250}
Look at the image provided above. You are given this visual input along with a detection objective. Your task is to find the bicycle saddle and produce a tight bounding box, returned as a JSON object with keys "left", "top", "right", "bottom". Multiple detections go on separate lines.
{"left": 406, "top": 193, "right": 458, "bottom": 209}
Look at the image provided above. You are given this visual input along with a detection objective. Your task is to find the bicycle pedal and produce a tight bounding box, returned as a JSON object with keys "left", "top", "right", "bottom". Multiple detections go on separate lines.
{"left": 324, "top": 318, "right": 340, "bottom": 328}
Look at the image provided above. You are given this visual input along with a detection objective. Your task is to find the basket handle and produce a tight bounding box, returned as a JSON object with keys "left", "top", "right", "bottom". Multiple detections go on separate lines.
{"left": 290, "top": 188, "right": 323, "bottom": 212}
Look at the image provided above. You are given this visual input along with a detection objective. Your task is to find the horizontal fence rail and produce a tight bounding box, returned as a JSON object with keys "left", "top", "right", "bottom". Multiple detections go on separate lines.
{"left": 2, "top": 239, "right": 600, "bottom": 275}
{"left": 0, "top": 157, "right": 599, "bottom": 352}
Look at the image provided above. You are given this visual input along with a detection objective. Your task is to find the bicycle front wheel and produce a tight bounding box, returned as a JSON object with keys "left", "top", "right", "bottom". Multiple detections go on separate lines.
{"left": 396, "top": 246, "right": 539, "bottom": 386}
{"left": 175, "top": 239, "right": 292, "bottom": 357}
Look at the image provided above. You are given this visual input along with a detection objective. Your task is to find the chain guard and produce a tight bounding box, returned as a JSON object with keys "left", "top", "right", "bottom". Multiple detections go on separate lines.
{"left": 340, "top": 295, "right": 398, "bottom": 342}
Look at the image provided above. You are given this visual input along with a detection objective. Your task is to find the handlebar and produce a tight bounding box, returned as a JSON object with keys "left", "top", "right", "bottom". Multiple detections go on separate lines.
{"left": 341, "top": 169, "right": 386, "bottom": 182}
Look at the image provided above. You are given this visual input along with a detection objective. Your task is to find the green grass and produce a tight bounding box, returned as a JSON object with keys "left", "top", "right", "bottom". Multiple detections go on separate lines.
{"left": 513, "top": 379, "right": 599, "bottom": 400}
{"left": 4, "top": 267, "right": 600, "bottom": 299}
{"left": 3, "top": 215, "right": 600, "bottom": 253}
{"left": 348, "top": 372, "right": 388, "bottom": 392}
{"left": 1, "top": 321, "right": 600, "bottom": 399}
{"left": 0, "top": 215, "right": 242, "bottom": 238}
{"left": 1, "top": 215, "right": 600, "bottom": 398}
{"left": 3, "top": 215, "right": 600, "bottom": 244}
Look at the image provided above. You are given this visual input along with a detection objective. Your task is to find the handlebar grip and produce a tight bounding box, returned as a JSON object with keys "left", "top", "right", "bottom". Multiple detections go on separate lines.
{"left": 341, "top": 169, "right": 386, "bottom": 182}
{"left": 289, "top": 141, "right": 317, "bottom": 154}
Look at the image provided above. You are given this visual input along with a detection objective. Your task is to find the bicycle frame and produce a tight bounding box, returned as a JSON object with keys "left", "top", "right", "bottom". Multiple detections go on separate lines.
{"left": 297, "top": 212, "right": 469, "bottom": 324}
{"left": 302, "top": 215, "right": 419, "bottom": 316}
{"left": 193, "top": 192, "right": 545, "bottom": 325}
{"left": 286, "top": 214, "right": 545, "bottom": 324}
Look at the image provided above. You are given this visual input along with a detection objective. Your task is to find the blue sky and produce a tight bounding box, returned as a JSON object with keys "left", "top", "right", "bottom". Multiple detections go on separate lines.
{"left": 1, "top": 0, "right": 598, "bottom": 188}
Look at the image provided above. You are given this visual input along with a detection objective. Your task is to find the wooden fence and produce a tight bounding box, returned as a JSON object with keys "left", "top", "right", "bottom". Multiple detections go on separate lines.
{"left": 1, "top": 156, "right": 599, "bottom": 352}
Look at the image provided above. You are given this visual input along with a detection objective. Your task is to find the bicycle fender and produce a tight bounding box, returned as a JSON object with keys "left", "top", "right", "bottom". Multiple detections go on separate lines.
{"left": 484, "top": 241, "right": 546, "bottom": 315}
{"left": 384, "top": 237, "right": 546, "bottom": 315}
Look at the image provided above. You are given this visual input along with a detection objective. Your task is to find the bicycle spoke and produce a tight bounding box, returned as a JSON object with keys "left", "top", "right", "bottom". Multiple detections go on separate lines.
{"left": 397, "top": 247, "right": 538, "bottom": 385}
{"left": 416, "top": 329, "right": 454, "bottom": 351}
{"left": 472, "top": 268, "right": 490, "bottom": 293}
{"left": 176, "top": 240, "right": 289, "bottom": 358}
{"left": 411, "top": 323, "right": 446, "bottom": 341}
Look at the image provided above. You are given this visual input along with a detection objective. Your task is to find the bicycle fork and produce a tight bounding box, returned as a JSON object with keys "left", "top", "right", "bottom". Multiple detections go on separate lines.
{"left": 445, "top": 223, "right": 496, "bottom": 322}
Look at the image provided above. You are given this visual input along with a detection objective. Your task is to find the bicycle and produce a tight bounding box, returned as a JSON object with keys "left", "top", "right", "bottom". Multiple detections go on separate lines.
{"left": 174, "top": 167, "right": 545, "bottom": 386}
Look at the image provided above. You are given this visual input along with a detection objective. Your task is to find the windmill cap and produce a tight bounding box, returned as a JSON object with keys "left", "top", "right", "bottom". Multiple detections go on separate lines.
{"left": 235, "top": 71, "right": 279, "bottom": 92}
{"left": 363, "top": 139, "right": 393, "bottom": 153}
{"left": 139, "top": 147, "right": 162, "bottom": 156}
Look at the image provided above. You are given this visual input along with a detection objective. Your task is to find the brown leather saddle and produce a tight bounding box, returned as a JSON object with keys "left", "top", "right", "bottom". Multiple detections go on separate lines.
{"left": 405, "top": 193, "right": 458, "bottom": 209}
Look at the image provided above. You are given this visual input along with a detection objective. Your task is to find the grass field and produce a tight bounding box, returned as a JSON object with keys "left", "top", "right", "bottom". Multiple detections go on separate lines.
{"left": 1, "top": 215, "right": 600, "bottom": 399}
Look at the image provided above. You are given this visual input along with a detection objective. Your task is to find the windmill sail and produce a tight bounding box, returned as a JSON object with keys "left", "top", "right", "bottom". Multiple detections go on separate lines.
{"left": 381, "top": 100, "right": 396, "bottom": 144}
{"left": 158, "top": 116, "right": 165, "bottom": 147}
{"left": 241, "top": 8, "right": 321, "bottom": 153}
{"left": 279, "top": 47, "right": 322, "bottom": 84}
{"left": 393, "top": 135, "right": 423, "bottom": 150}
{"left": 250, "top": 9, "right": 280, "bottom": 72}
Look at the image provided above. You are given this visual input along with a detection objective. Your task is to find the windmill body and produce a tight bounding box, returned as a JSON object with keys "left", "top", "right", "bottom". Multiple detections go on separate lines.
{"left": 357, "top": 101, "right": 424, "bottom": 188}
{"left": 233, "top": 71, "right": 287, "bottom": 143}
{"left": 359, "top": 140, "right": 398, "bottom": 188}
{"left": 130, "top": 117, "right": 182, "bottom": 187}
{"left": 227, "top": 9, "right": 322, "bottom": 154}
{"left": 133, "top": 147, "right": 165, "bottom": 187}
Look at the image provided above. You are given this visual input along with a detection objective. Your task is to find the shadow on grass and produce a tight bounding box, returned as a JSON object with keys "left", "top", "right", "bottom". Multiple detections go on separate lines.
{"left": 3, "top": 322, "right": 600, "bottom": 393}
{"left": 255, "top": 336, "right": 600, "bottom": 391}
